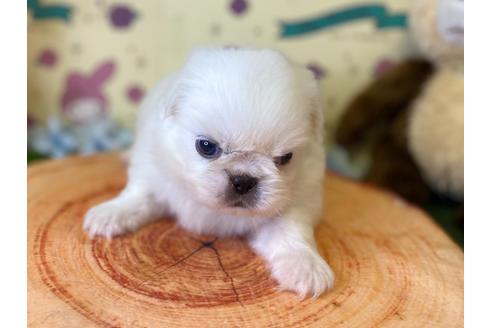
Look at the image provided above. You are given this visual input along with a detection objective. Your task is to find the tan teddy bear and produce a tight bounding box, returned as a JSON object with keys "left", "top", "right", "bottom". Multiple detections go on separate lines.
{"left": 407, "top": 0, "right": 464, "bottom": 200}
{"left": 334, "top": 0, "right": 463, "bottom": 204}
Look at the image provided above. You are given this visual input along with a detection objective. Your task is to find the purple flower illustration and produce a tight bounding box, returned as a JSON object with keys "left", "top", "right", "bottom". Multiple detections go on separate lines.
{"left": 109, "top": 5, "right": 137, "bottom": 29}
{"left": 127, "top": 85, "right": 145, "bottom": 104}
{"left": 38, "top": 49, "right": 58, "bottom": 68}
{"left": 230, "top": 0, "right": 249, "bottom": 16}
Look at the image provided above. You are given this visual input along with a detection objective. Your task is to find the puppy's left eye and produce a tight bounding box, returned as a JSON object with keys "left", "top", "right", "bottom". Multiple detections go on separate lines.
{"left": 196, "top": 138, "right": 222, "bottom": 159}
{"left": 274, "top": 152, "right": 293, "bottom": 166}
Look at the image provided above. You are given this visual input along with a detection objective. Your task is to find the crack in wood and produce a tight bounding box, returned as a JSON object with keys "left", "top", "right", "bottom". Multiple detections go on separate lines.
{"left": 395, "top": 312, "right": 405, "bottom": 320}
{"left": 209, "top": 244, "right": 244, "bottom": 307}
{"left": 152, "top": 237, "right": 243, "bottom": 306}
{"left": 162, "top": 237, "right": 219, "bottom": 271}
{"left": 163, "top": 245, "right": 207, "bottom": 271}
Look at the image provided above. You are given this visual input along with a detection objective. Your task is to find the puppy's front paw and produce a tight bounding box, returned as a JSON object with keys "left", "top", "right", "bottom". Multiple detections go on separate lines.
{"left": 83, "top": 200, "right": 144, "bottom": 239}
{"left": 270, "top": 249, "right": 334, "bottom": 298}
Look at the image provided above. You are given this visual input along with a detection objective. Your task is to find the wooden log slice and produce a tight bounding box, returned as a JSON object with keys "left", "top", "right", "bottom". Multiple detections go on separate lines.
{"left": 28, "top": 153, "right": 463, "bottom": 327}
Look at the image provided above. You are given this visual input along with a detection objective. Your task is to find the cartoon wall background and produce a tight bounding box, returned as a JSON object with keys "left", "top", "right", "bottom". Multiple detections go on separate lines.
{"left": 27, "top": 0, "right": 418, "bottom": 158}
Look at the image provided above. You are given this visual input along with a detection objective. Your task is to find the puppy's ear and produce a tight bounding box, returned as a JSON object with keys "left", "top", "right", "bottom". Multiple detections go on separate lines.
{"left": 158, "top": 75, "right": 186, "bottom": 120}
{"left": 158, "top": 47, "right": 217, "bottom": 120}
{"left": 296, "top": 66, "right": 325, "bottom": 141}
{"left": 309, "top": 102, "right": 324, "bottom": 141}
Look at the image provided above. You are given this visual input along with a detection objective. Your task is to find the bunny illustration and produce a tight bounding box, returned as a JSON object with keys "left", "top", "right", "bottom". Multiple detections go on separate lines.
{"left": 61, "top": 61, "right": 116, "bottom": 125}
{"left": 44, "top": 60, "right": 133, "bottom": 155}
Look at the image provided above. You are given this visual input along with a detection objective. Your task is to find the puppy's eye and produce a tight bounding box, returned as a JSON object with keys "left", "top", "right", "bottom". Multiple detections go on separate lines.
{"left": 274, "top": 152, "right": 293, "bottom": 166}
{"left": 196, "top": 139, "right": 222, "bottom": 159}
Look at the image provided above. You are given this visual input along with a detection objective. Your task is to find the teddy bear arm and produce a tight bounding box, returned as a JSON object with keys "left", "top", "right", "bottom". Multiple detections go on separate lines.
{"left": 336, "top": 59, "right": 434, "bottom": 147}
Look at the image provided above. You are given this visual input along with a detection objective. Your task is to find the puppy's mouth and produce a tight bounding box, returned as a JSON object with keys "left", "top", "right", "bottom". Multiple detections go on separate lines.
{"left": 232, "top": 200, "right": 246, "bottom": 208}
{"left": 227, "top": 196, "right": 256, "bottom": 209}
{"left": 224, "top": 192, "right": 259, "bottom": 209}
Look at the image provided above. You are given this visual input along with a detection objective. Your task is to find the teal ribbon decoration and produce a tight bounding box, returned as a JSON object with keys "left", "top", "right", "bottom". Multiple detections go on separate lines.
{"left": 28, "top": 0, "right": 71, "bottom": 22}
{"left": 280, "top": 5, "right": 407, "bottom": 38}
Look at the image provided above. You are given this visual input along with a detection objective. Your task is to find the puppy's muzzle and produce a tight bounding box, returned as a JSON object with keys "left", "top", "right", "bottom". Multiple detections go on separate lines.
{"left": 229, "top": 175, "right": 258, "bottom": 195}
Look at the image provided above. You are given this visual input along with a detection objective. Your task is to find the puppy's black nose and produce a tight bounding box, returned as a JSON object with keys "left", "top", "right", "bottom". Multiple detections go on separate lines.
{"left": 230, "top": 175, "right": 258, "bottom": 195}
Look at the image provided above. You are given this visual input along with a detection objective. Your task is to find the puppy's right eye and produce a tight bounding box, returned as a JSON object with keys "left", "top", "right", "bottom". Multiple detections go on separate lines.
{"left": 274, "top": 152, "right": 293, "bottom": 166}
{"left": 196, "top": 139, "right": 222, "bottom": 159}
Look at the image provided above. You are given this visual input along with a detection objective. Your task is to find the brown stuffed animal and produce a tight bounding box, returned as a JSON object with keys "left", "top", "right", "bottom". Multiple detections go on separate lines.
{"left": 334, "top": 0, "right": 463, "bottom": 206}
{"left": 336, "top": 59, "right": 435, "bottom": 204}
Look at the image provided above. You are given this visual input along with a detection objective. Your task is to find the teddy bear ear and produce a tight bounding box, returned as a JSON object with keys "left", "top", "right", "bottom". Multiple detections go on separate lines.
{"left": 437, "top": 0, "right": 464, "bottom": 45}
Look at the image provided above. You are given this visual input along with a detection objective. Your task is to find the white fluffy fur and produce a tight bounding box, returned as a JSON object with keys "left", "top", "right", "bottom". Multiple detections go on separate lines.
{"left": 84, "top": 47, "right": 334, "bottom": 298}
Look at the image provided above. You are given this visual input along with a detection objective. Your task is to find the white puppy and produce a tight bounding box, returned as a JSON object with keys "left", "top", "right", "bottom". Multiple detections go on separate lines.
{"left": 84, "top": 47, "right": 334, "bottom": 298}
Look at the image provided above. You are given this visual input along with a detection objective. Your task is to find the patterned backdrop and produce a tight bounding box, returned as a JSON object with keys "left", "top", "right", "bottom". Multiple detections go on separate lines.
{"left": 27, "top": 0, "right": 418, "bottom": 158}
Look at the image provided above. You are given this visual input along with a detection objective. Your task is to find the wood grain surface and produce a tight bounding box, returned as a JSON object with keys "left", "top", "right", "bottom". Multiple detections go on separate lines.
{"left": 28, "top": 153, "right": 463, "bottom": 327}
